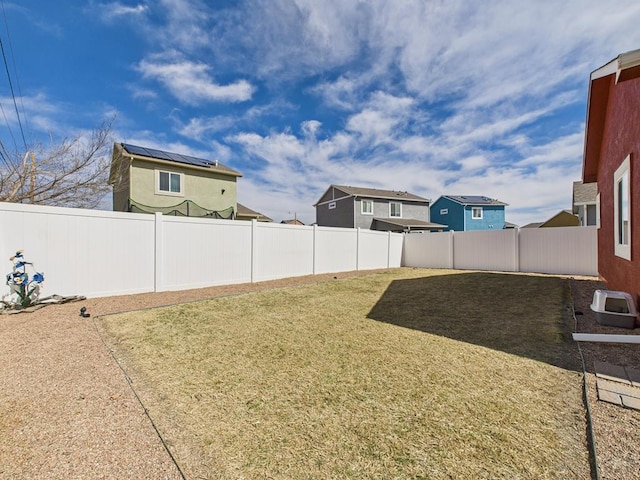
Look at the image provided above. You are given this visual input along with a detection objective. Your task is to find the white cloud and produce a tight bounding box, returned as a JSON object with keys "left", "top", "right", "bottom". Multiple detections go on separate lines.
{"left": 137, "top": 56, "right": 255, "bottom": 104}
{"left": 92, "top": 2, "right": 149, "bottom": 22}
{"left": 301, "top": 120, "right": 321, "bottom": 137}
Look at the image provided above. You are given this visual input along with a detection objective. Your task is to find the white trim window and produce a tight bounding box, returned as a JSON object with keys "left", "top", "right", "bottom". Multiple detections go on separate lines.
{"left": 613, "top": 155, "right": 631, "bottom": 260}
{"left": 471, "top": 207, "right": 483, "bottom": 219}
{"left": 157, "top": 170, "right": 183, "bottom": 196}
{"left": 361, "top": 199, "right": 373, "bottom": 215}
{"left": 389, "top": 201, "right": 402, "bottom": 218}
{"left": 328, "top": 201, "right": 336, "bottom": 210}
{"left": 440, "top": 208, "right": 448, "bottom": 215}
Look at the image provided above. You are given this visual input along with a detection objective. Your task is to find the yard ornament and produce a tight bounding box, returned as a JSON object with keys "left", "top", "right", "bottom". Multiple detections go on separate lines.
{"left": 4, "top": 250, "right": 45, "bottom": 309}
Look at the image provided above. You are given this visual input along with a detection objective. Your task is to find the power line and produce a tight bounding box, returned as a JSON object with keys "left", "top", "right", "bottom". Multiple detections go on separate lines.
{"left": 0, "top": 35, "right": 25, "bottom": 152}
{"left": 0, "top": 0, "right": 29, "bottom": 146}
{"left": 0, "top": 23, "right": 26, "bottom": 152}
{"left": 0, "top": 96, "right": 16, "bottom": 158}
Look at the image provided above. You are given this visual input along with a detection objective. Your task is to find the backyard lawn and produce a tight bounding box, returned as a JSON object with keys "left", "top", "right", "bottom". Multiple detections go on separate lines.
{"left": 99, "top": 268, "right": 591, "bottom": 479}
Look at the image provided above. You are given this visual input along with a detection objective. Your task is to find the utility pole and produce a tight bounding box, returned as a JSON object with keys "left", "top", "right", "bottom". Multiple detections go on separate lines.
{"left": 30, "top": 152, "right": 35, "bottom": 204}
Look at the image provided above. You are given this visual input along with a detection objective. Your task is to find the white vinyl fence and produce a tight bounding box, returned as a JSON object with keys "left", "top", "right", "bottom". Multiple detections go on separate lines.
{"left": 0, "top": 202, "right": 402, "bottom": 298}
{"left": 403, "top": 227, "right": 598, "bottom": 276}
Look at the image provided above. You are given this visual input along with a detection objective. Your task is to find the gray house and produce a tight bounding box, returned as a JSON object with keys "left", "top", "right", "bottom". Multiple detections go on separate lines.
{"left": 572, "top": 181, "right": 598, "bottom": 226}
{"left": 314, "top": 185, "right": 445, "bottom": 232}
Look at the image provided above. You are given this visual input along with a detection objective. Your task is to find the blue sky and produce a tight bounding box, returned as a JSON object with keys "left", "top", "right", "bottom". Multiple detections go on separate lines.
{"left": 3, "top": 1, "right": 640, "bottom": 225}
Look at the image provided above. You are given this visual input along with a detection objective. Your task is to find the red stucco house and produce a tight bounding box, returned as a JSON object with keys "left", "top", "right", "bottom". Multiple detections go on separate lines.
{"left": 583, "top": 48, "right": 640, "bottom": 311}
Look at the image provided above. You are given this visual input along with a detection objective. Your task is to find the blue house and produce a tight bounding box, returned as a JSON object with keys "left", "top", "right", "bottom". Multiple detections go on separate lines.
{"left": 430, "top": 195, "right": 507, "bottom": 231}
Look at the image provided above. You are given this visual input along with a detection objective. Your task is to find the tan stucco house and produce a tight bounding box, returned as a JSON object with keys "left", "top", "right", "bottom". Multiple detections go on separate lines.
{"left": 109, "top": 143, "right": 242, "bottom": 218}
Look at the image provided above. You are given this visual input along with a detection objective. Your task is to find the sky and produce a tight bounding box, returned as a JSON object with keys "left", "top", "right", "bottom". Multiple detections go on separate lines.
{"left": 2, "top": 1, "right": 640, "bottom": 226}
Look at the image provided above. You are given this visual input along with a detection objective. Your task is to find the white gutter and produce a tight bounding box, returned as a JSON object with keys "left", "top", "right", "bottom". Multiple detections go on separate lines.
{"left": 572, "top": 333, "right": 640, "bottom": 344}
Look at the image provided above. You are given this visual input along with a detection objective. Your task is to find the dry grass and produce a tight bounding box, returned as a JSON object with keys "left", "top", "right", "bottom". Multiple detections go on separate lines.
{"left": 100, "top": 268, "right": 591, "bottom": 479}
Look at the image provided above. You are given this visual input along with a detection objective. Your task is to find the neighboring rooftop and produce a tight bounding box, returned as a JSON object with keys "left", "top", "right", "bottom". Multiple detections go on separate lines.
{"left": 281, "top": 219, "right": 305, "bottom": 225}
{"left": 327, "top": 185, "right": 430, "bottom": 203}
{"left": 373, "top": 217, "right": 447, "bottom": 232}
{"left": 522, "top": 210, "right": 579, "bottom": 228}
{"left": 522, "top": 222, "right": 544, "bottom": 229}
{"left": 572, "top": 181, "right": 598, "bottom": 204}
{"left": 440, "top": 195, "right": 508, "bottom": 206}
{"left": 236, "top": 203, "right": 273, "bottom": 222}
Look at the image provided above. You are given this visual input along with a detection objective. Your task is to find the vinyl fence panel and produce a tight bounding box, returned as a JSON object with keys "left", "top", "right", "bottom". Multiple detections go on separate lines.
{"left": 159, "top": 215, "right": 253, "bottom": 291}
{"left": 453, "top": 229, "right": 518, "bottom": 272}
{"left": 402, "top": 231, "right": 452, "bottom": 268}
{"left": 357, "top": 229, "right": 398, "bottom": 270}
{"left": 252, "top": 222, "right": 315, "bottom": 282}
{"left": 519, "top": 226, "right": 598, "bottom": 276}
{"left": 314, "top": 226, "right": 358, "bottom": 274}
{"left": 402, "top": 227, "right": 597, "bottom": 276}
{"left": 0, "top": 203, "right": 156, "bottom": 298}
{"left": 388, "top": 232, "right": 404, "bottom": 267}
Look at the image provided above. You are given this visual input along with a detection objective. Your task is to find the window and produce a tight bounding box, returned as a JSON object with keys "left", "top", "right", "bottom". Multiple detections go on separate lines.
{"left": 472, "top": 207, "right": 483, "bottom": 219}
{"left": 586, "top": 204, "right": 597, "bottom": 226}
{"left": 440, "top": 208, "right": 448, "bottom": 215}
{"left": 614, "top": 156, "right": 631, "bottom": 260}
{"left": 157, "top": 170, "right": 183, "bottom": 195}
{"left": 328, "top": 202, "right": 336, "bottom": 210}
{"left": 389, "top": 202, "right": 402, "bottom": 217}
{"left": 361, "top": 199, "right": 373, "bottom": 215}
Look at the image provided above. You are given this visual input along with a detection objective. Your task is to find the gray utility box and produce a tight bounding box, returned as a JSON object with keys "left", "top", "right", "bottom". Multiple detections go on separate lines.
{"left": 590, "top": 289, "right": 638, "bottom": 329}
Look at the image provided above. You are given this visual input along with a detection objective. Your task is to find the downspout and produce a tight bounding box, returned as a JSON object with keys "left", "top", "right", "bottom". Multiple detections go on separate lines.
{"left": 463, "top": 205, "right": 467, "bottom": 231}
{"left": 353, "top": 195, "right": 356, "bottom": 228}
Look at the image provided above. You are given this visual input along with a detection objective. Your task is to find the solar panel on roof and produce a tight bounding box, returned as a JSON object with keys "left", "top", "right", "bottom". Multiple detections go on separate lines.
{"left": 122, "top": 144, "right": 150, "bottom": 157}
{"left": 121, "top": 143, "right": 215, "bottom": 168}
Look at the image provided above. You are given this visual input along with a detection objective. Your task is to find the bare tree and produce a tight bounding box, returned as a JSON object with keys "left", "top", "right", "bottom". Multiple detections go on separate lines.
{"left": 0, "top": 116, "right": 115, "bottom": 209}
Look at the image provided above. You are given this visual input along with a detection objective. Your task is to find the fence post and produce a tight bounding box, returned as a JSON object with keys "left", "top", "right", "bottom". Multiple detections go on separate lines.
{"left": 313, "top": 224, "right": 318, "bottom": 274}
{"left": 513, "top": 228, "right": 520, "bottom": 272}
{"left": 251, "top": 219, "right": 258, "bottom": 283}
{"left": 356, "top": 227, "right": 361, "bottom": 271}
{"left": 387, "top": 231, "right": 392, "bottom": 268}
{"left": 154, "top": 212, "right": 163, "bottom": 292}
{"left": 449, "top": 230, "right": 455, "bottom": 269}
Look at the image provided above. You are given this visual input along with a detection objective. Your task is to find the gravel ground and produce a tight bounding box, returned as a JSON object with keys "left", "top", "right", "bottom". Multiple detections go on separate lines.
{"left": 1, "top": 270, "right": 638, "bottom": 479}
{"left": 570, "top": 277, "right": 640, "bottom": 480}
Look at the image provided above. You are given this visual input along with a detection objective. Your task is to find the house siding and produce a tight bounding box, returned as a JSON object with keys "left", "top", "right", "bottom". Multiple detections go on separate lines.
{"left": 399, "top": 202, "right": 430, "bottom": 222}
{"left": 594, "top": 73, "right": 640, "bottom": 305}
{"left": 464, "top": 205, "right": 505, "bottom": 231}
{"left": 316, "top": 187, "right": 354, "bottom": 227}
{"left": 112, "top": 165, "right": 130, "bottom": 212}
{"left": 430, "top": 197, "right": 462, "bottom": 231}
{"left": 431, "top": 197, "right": 505, "bottom": 231}
{"left": 354, "top": 198, "right": 375, "bottom": 229}
{"left": 355, "top": 199, "right": 430, "bottom": 230}
{"left": 129, "top": 159, "right": 237, "bottom": 212}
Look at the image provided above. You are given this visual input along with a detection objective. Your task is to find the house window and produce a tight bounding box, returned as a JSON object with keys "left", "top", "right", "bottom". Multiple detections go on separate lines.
{"left": 440, "top": 208, "right": 448, "bottom": 215}
{"left": 328, "top": 202, "right": 336, "bottom": 210}
{"left": 157, "top": 170, "right": 183, "bottom": 195}
{"left": 361, "top": 199, "right": 373, "bottom": 215}
{"left": 586, "top": 204, "right": 597, "bottom": 226}
{"left": 472, "top": 207, "right": 483, "bottom": 219}
{"left": 390, "top": 202, "right": 402, "bottom": 217}
{"left": 614, "top": 155, "right": 631, "bottom": 260}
